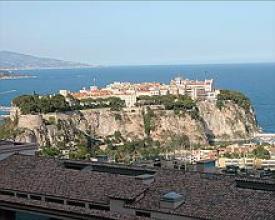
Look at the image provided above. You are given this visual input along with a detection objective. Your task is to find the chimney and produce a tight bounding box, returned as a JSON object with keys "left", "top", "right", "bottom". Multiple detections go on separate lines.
{"left": 135, "top": 174, "right": 155, "bottom": 185}
{"left": 160, "top": 191, "right": 185, "bottom": 209}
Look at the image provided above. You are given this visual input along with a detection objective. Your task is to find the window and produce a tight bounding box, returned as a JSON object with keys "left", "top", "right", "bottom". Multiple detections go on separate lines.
{"left": 30, "top": 195, "right": 42, "bottom": 201}
{"left": 89, "top": 204, "right": 110, "bottom": 211}
{"left": 67, "top": 200, "right": 85, "bottom": 208}
{"left": 16, "top": 193, "right": 28, "bottom": 199}
{"left": 136, "top": 211, "right": 151, "bottom": 217}
{"left": 0, "top": 190, "right": 15, "bottom": 196}
{"left": 45, "top": 197, "right": 64, "bottom": 204}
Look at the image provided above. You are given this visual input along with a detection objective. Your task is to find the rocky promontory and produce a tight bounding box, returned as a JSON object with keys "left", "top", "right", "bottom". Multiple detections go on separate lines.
{"left": 12, "top": 100, "right": 258, "bottom": 148}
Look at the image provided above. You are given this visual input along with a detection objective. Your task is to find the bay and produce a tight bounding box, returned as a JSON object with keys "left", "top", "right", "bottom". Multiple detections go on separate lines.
{"left": 0, "top": 63, "right": 274, "bottom": 132}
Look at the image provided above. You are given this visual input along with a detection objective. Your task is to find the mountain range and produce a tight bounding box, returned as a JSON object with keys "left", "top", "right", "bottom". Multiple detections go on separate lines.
{"left": 0, "top": 51, "right": 92, "bottom": 70}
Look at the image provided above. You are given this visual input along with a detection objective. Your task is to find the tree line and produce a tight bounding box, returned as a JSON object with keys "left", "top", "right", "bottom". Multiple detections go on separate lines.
{"left": 13, "top": 94, "right": 70, "bottom": 114}
{"left": 216, "top": 90, "right": 251, "bottom": 112}
{"left": 12, "top": 94, "right": 126, "bottom": 114}
{"left": 137, "top": 94, "right": 200, "bottom": 120}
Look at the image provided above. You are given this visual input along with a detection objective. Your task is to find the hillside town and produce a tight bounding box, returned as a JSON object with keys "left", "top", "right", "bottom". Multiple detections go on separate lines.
{"left": 60, "top": 77, "right": 220, "bottom": 107}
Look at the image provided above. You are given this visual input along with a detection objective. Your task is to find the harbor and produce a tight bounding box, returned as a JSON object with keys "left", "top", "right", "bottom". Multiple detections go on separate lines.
{"left": 0, "top": 106, "right": 12, "bottom": 119}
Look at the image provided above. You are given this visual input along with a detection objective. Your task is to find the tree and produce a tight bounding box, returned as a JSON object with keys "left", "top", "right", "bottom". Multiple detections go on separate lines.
{"left": 143, "top": 107, "right": 155, "bottom": 136}
{"left": 41, "top": 147, "right": 60, "bottom": 157}
{"left": 114, "top": 131, "right": 123, "bottom": 141}
{"left": 0, "top": 118, "right": 22, "bottom": 140}
{"left": 217, "top": 90, "right": 251, "bottom": 112}
{"left": 163, "top": 134, "right": 190, "bottom": 159}
{"left": 108, "top": 97, "right": 125, "bottom": 111}
{"left": 12, "top": 94, "right": 70, "bottom": 114}
{"left": 252, "top": 146, "right": 270, "bottom": 159}
{"left": 69, "top": 145, "right": 90, "bottom": 160}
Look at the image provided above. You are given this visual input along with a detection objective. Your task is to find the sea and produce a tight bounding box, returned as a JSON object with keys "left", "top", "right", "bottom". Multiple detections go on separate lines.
{"left": 0, "top": 63, "right": 274, "bottom": 133}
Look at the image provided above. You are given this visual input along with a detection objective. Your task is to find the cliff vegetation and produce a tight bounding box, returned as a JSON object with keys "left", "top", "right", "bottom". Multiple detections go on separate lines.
{"left": 2, "top": 90, "right": 258, "bottom": 162}
{"left": 12, "top": 94, "right": 125, "bottom": 114}
{"left": 216, "top": 90, "right": 252, "bottom": 113}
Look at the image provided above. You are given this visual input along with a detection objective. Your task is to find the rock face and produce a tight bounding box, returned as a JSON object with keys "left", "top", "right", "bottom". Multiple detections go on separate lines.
{"left": 14, "top": 101, "right": 258, "bottom": 147}
{"left": 198, "top": 101, "right": 257, "bottom": 140}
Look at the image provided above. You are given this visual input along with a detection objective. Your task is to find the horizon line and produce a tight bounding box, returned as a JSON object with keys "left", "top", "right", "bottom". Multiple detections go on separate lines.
{"left": 102, "top": 61, "right": 275, "bottom": 68}
{"left": 1, "top": 50, "right": 275, "bottom": 69}
{"left": 3, "top": 61, "right": 274, "bottom": 71}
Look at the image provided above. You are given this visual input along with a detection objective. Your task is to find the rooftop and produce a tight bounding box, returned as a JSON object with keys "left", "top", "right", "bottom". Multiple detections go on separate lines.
{"left": 0, "top": 155, "right": 274, "bottom": 220}
{"left": 0, "top": 155, "right": 149, "bottom": 203}
{"left": 0, "top": 140, "right": 37, "bottom": 154}
{"left": 130, "top": 170, "right": 275, "bottom": 219}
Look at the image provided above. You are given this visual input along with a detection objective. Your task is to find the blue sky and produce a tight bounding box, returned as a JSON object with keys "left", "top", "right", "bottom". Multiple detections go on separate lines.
{"left": 0, "top": 1, "right": 275, "bottom": 65}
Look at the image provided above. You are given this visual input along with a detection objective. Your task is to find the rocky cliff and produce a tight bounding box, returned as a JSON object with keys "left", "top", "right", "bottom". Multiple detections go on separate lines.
{"left": 13, "top": 100, "right": 258, "bottom": 148}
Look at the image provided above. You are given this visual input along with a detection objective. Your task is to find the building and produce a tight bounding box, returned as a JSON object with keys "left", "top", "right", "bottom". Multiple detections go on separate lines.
{"left": 0, "top": 140, "right": 37, "bottom": 161}
{"left": 0, "top": 155, "right": 274, "bottom": 220}
{"left": 59, "top": 76, "right": 219, "bottom": 109}
{"left": 170, "top": 77, "right": 218, "bottom": 100}
{"left": 116, "top": 94, "right": 137, "bottom": 108}
{"left": 59, "top": 90, "right": 70, "bottom": 97}
{"left": 254, "top": 133, "right": 275, "bottom": 145}
{"left": 218, "top": 157, "right": 275, "bottom": 170}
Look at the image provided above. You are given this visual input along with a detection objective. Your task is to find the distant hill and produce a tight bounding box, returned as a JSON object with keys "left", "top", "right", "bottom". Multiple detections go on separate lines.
{"left": 0, "top": 51, "right": 92, "bottom": 70}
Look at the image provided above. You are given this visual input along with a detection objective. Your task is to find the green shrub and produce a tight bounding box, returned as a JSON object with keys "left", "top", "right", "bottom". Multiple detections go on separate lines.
{"left": 12, "top": 94, "right": 126, "bottom": 114}
{"left": 217, "top": 90, "right": 251, "bottom": 112}
{"left": 143, "top": 107, "right": 155, "bottom": 136}
{"left": 114, "top": 131, "right": 123, "bottom": 141}
{"left": 41, "top": 147, "right": 60, "bottom": 157}
{"left": 0, "top": 118, "right": 22, "bottom": 140}
{"left": 12, "top": 94, "right": 70, "bottom": 114}
{"left": 138, "top": 95, "right": 199, "bottom": 120}
{"left": 46, "top": 116, "right": 56, "bottom": 125}
{"left": 252, "top": 146, "right": 270, "bottom": 159}
{"left": 216, "top": 100, "right": 224, "bottom": 110}
{"left": 69, "top": 145, "right": 90, "bottom": 160}
{"left": 174, "top": 109, "right": 180, "bottom": 115}
{"left": 114, "top": 114, "right": 122, "bottom": 121}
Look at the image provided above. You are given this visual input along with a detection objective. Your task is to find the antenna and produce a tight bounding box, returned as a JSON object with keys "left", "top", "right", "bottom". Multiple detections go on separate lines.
{"left": 194, "top": 72, "right": 197, "bottom": 81}
{"left": 93, "top": 77, "right": 96, "bottom": 87}
{"left": 204, "top": 71, "right": 207, "bottom": 80}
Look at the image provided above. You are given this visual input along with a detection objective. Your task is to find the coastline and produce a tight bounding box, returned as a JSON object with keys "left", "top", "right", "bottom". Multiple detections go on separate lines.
{"left": 0, "top": 65, "right": 97, "bottom": 71}
{"left": 0, "top": 75, "right": 37, "bottom": 80}
{"left": 0, "top": 63, "right": 274, "bottom": 133}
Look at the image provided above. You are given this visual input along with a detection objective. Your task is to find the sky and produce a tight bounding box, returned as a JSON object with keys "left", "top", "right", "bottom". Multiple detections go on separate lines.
{"left": 0, "top": 1, "right": 275, "bottom": 66}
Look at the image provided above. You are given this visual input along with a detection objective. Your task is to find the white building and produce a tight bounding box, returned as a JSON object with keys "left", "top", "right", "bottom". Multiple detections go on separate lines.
{"left": 117, "top": 94, "right": 137, "bottom": 108}
{"left": 72, "top": 76, "right": 219, "bottom": 108}
{"left": 59, "top": 90, "right": 70, "bottom": 97}
{"left": 170, "top": 77, "right": 218, "bottom": 100}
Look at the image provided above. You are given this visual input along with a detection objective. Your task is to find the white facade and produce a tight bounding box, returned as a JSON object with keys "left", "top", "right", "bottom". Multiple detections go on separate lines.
{"left": 117, "top": 94, "right": 137, "bottom": 107}
{"left": 59, "top": 90, "right": 69, "bottom": 97}
{"left": 73, "top": 76, "right": 218, "bottom": 108}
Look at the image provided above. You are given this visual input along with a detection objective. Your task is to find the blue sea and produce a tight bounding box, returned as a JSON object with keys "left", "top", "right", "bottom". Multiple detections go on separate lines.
{"left": 0, "top": 63, "right": 275, "bottom": 132}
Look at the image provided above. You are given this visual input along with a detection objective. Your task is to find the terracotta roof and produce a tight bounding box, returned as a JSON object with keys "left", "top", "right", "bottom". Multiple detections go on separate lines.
{"left": 130, "top": 170, "right": 275, "bottom": 219}
{"left": 0, "top": 155, "right": 148, "bottom": 204}
{"left": 0, "top": 155, "right": 274, "bottom": 220}
{"left": 0, "top": 195, "right": 146, "bottom": 220}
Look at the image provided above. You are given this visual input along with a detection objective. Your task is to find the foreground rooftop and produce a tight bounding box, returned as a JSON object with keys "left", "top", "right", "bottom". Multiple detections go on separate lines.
{"left": 0, "top": 140, "right": 37, "bottom": 153}
{"left": 0, "top": 155, "right": 274, "bottom": 220}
